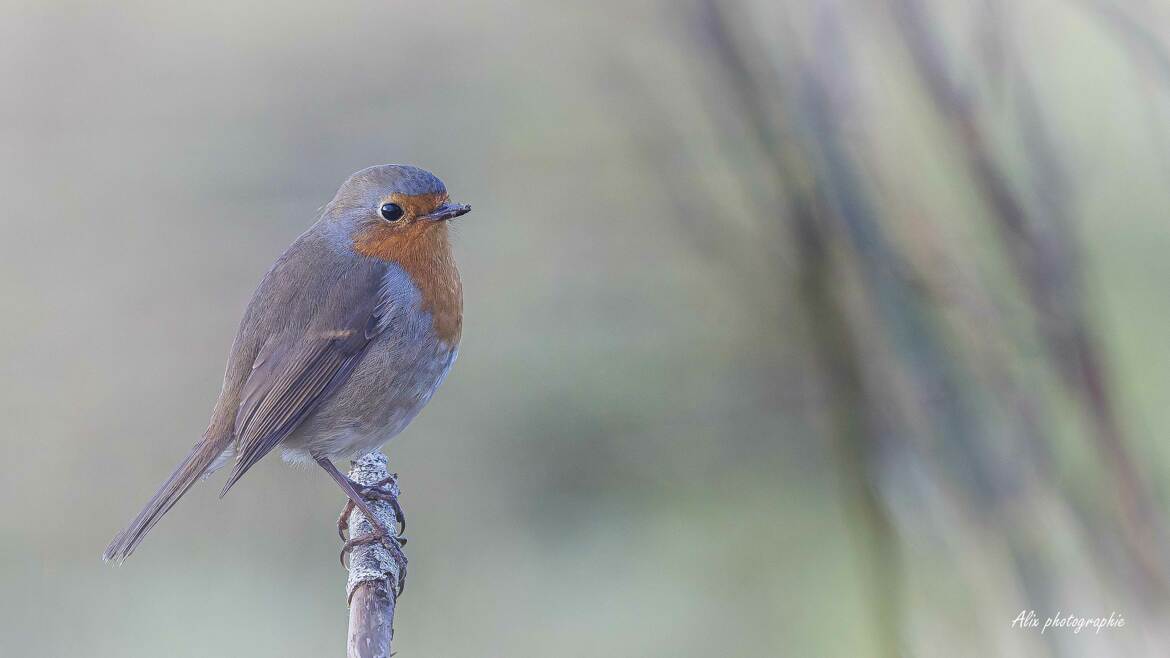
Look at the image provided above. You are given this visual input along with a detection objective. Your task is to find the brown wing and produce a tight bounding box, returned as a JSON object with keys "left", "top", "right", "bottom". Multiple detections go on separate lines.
{"left": 219, "top": 263, "right": 385, "bottom": 496}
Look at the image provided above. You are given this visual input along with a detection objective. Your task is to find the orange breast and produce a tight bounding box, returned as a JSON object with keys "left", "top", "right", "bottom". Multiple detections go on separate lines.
{"left": 354, "top": 221, "right": 463, "bottom": 344}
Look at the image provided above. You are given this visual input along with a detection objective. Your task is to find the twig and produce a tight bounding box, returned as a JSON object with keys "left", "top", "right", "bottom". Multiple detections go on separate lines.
{"left": 344, "top": 452, "right": 405, "bottom": 658}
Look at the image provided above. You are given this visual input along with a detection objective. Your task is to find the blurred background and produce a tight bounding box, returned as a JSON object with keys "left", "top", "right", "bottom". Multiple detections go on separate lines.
{"left": 3, "top": 0, "right": 1170, "bottom": 655}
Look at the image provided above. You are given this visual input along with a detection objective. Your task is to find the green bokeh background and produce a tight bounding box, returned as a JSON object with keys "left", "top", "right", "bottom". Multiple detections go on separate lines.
{"left": 3, "top": 1, "right": 1170, "bottom": 656}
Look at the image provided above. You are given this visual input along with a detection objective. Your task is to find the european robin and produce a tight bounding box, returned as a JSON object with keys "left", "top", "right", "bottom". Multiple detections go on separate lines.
{"left": 104, "top": 164, "right": 470, "bottom": 572}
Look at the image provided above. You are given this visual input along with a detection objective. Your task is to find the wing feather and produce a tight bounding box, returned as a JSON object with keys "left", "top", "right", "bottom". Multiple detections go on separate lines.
{"left": 219, "top": 261, "right": 386, "bottom": 496}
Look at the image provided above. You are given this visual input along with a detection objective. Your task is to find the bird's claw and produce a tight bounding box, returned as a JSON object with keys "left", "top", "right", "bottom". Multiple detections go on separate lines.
{"left": 340, "top": 528, "right": 408, "bottom": 594}
{"left": 337, "top": 472, "right": 408, "bottom": 593}
{"left": 357, "top": 474, "right": 406, "bottom": 535}
{"left": 337, "top": 473, "right": 406, "bottom": 539}
{"left": 337, "top": 499, "right": 356, "bottom": 540}
{"left": 357, "top": 489, "right": 406, "bottom": 535}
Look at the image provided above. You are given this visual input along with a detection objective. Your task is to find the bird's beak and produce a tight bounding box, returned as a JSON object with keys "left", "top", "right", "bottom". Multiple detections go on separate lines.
{"left": 421, "top": 202, "right": 471, "bottom": 222}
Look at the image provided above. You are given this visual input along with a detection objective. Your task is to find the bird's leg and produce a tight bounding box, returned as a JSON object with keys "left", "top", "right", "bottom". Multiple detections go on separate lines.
{"left": 333, "top": 474, "right": 406, "bottom": 539}
{"left": 316, "top": 456, "right": 389, "bottom": 529}
{"left": 348, "top": 473, "right": 406, "bottom": 535}
{"left": 316, "top": 456, "right": 410, "bottom": 593}
{"left": 335, "top": 494, "right": 402, "bottom": 542}
{"left": 314, "top": 456, "right": 404, "bottom": 552}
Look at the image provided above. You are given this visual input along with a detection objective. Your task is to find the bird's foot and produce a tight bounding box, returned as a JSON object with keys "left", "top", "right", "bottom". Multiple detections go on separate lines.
{"left": 339, "top": 473, "right": 406, "bottom": 537}
{"left": 337, "top": 499, "right": 356, "bottom": 540}
{"left": 340, "top": 521, "right": 408, "bottom": 594}
{"left": 337, "top": 472, "right": 408, "bottom": 593}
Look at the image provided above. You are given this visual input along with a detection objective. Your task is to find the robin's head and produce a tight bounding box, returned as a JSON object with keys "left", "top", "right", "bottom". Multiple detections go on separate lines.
{"left": 325, "top": 164, "right": 471, "bottom": 260}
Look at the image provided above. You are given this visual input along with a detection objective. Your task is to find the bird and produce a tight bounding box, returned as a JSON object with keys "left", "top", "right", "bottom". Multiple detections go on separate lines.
{"left": 103, "top": 164, "right": 470, "bottom": 577}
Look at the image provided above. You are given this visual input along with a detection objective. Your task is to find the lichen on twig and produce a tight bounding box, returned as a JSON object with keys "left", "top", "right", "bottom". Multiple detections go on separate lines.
{"left": 344, "top": 452, "right": 405, "bottom": 658}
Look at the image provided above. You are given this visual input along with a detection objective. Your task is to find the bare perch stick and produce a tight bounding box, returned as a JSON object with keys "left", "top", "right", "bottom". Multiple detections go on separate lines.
{"left": 345, "top": 452, "right": 406, "bottom": 658}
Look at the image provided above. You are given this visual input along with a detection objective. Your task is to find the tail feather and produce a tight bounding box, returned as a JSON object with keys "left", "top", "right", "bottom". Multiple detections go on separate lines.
{"left": 103, "top": 437, "right": 230, "bottom": 563}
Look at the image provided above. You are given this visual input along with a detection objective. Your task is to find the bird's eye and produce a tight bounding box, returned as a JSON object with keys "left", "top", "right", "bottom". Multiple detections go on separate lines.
{"left": 379, "top": 203, "right": 404, "bottom": 222}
